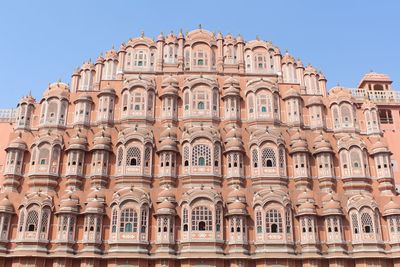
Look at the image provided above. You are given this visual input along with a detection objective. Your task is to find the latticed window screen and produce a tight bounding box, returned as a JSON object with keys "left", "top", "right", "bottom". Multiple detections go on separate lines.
{"left": 265, "top": 209, "right": 282, "bottom": 233}
{"left": 126, "top": 147, "right": 141, "bottom": 166}
{"left": 332, "top": 106, "right": 340, "bottom": 128}
{"left": 183, "top": 208, "right": 188, "bottom": 231}
{"left": 214, "top": 144, "right": 220, "bottom": 166}
{"left": 351, "top": 213, "right": 359, "bottom": 234}
{"left": 341, "top": 104, "right": 351, "bottom": 125}
{"left": 26, "top": 210, "right": 38, "bottom": 232}
{"left": 191, "top": 206, "right": 213, "bottom": 231}
{"left": 215, "top": 206, "right": 222, "bottom": 231}
{"left": 361, "top": 212, "right": 373, "bottom": 233}
{"left": 40, "top": 208, "right": 50, "bottom": 233}
{"left": 332, "top": 217, "right": 340, "bottom": 233}
{"left": 192, "top": 144, "right": 211, "bottom": 166}
{"left": 117, "top": 147, "right": 123, "bottom": 166}
{"left": 256, "top": 210, "right": 263, "bottom": 233}
{"left": 111, "top": 209, "right": 118, "bottom": 233}
{"left": 140, "top": 208, "right": 148, "bottom": 233}
{"left": 144, "top": 147, "right": 151, "bottom": 167}
{"left": 285, "top": 209, "right": 292, "bottom": 233}
{"left": 18, "top": 211, "right": 25, "bottom": 232}
{"left": 252, "top": 149, "right": 259, "bottom": 167}
{"left": 262, "top": 148, "right": 276, "bottom": 167}
{"left": 350, "top": 149, "right": 362, "bottom": 169}
{"left": 120, "top": 208, "right": 137, "bottom": 233}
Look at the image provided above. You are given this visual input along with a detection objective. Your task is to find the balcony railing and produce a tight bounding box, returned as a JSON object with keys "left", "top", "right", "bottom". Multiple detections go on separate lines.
{"left": 350, "top": 89, "right": 400, "bottom": 104}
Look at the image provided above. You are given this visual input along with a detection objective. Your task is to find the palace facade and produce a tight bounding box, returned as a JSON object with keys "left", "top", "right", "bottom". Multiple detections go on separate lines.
{"left": 0, "top": 28, "right": 400, "bottom": 266}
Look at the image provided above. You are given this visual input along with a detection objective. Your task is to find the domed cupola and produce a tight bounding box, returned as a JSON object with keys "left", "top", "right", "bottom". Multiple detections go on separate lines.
{"left": 224, "top": 127, "right": 245, "bottom": 183}
{"left": 312, "top": 133, "right": 336, "bottom": 191}
{"left": 90, "top": 130, "right": 112, "bottom": 187}
{"left": 65, "top": 130, "right": 88, "bottom": 183}
{"left": 158, "top": 126, "right": 179, "bottom": 182}
{"left": 222, "top": 77, "right": 241, "bottom": 121}
{"left": 155, "top": 186, "right": 176, "bottom": 252}
{"left": 16, "top": 93, "right": 36, "bottom": 130}
{"left": 296, "top": 195, "right": 319, "bottom": 252}
{"left": 289, "top": 130, "right": 310, "bottom": 189}
{"left": 55, "top": 191, "right": 80, "bottom": 245}
{"left": 0, "top": 196, "right": 14, "bottom": 244}
{"left": 43, "top": 81, "right": 70, "bottom": 100}
{"left": 369, "top": 137, "right": 394, "bottom": 195}
{"left": 160, "top": 76, "right": 179, "bottom": 121}
{"left": 283, "top": 88, "right": 303, "bottom": 126}
{"left": 82, "top": 188, "right": 105, "bottom": 246}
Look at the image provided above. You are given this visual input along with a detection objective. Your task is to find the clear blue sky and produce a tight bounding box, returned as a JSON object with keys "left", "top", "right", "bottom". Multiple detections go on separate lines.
{"left": 1, "top": 0, "right": 399, "bottom": 108}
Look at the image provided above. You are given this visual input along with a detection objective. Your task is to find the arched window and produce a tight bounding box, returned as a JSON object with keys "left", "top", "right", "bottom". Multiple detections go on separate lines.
{"left": 133, "top": 50, "right": 148, "bottom": 67}
{"left": 262, "top": 148, "right": 276, "bottom": 167}
{"left": 332, "top": 105, "right": 340, "bottom": 129}
{"left": 198, "top": 102, "right": 205, "bottom": 110}
{"left": 341, "top": 104, "right": 352, "bottom": 127}
{"left": 361, "top": 212, "right": 373, "bottom": 233}
{"left": 26, "top": 210, "right": 38, "bottom": 232}
{"left": 256, "top": 210, "right": 263, "bottom": 233}
{"left": 126, "top": 147, "right": 141, "bottom": 166}
{"left": 252, "top": 149, "right": 259, "bottom": 168}
{"left": 183, "top": 146, "right": 190, "bottom": 167}
{"left": 192, "top": 144, "right": 211, "bottom": 166}
{"left": 351, "top": 213, "right": 359, "bottom": 234}
{"left": 248, "top": 94, "right": 255, "bottom": 114}
{"left": 191, "top": 206, "right": 212, "bottom": 231}
{"left": 266, "top": 209, "right": 282, "bottom": 233}
{"left": 120, "top": 208, "right": 137, "bottom": 233}
{"left": 183, "top": 208, "right": 189, "bottom": 231}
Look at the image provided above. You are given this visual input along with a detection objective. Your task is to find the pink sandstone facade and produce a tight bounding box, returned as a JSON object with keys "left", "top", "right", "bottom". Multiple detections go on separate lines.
{"left": 1, "top": 28, "right": 400, "bottom": 266}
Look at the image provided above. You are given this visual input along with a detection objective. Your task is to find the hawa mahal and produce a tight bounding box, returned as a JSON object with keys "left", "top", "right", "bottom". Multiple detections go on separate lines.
{"left": 0, "top": 28, "right": 399, "bottom": 266}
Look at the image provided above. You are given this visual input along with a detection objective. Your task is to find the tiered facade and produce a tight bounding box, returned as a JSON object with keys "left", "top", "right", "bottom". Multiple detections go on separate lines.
{"left": 0, "top": 28, "right": 399, "bottom": 266}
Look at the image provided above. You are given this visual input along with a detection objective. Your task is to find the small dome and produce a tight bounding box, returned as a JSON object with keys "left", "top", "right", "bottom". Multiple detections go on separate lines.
{"left": 157, "top": 32, "right": 165, "bottom": 41}
{"left": 87, "top": 190, "right": 106, "bottom": 201}
{"left": 86, "top": 200, "right": 104, "bottom": 210}
{"left": 313, "top": 134, "right": 333, "bottom": 154}
{"left": 361, "top": 72, "right": 391, "bottom": 83}
{"left": 318, "top": 72, "right": 326, "bottom": 80}
{"left": 371, "top": 139, "right": 390, "bottom": 155}
{"left": 306, "top": 96, "right": 323, "bottom": 107}
{"left": 225, "top": 128, "right": 242, "bottom": 140}
{"left": 59, "top": 192, "right": 80, "bottom": 213}
{"left": 281, "top": 51, "right": 295, "bottom": 64}
{"left": 0, "top": 196, "right": 13, "bottom": 213}
{"left": 43, "top": 82, "right": 70, "bottom": 100}
{"left": 227, "top": 187, "right": 246, "bottom": 199}
{"left": 383, "top": 199, "right": 400, "bottom": 216}
{"left": 158, "top": 200, "right": 175, "bottom": 210}
{"left": 161, "top": 76, "right": 179, "bottom": 96}
{"left": 92, "top": 130, "right": 112, "bottom": 151}
{"left": 322, "top": 198, "right": 343, "bottom": 216}
{"left": 297, "top": 189, "right": 314, "bottom": 203}
{"left": 158, "top": 188, "right": 176, "bottom": 199}
{"left": 225, "top": 138, "right": 244, "bottom": 151}
{"left": 6, "top": 137, "right": 27, "bottom": 151}
{"left": 67, "top": 133, "right": 88, "bottom": 151}
{"left": 283, "top": 88, "right": 300, "bottom": 100}
{"left": 105, "top": 48, "right": 118, "bottom": 60}
{"left": 236, "top": 34, "right": 244, "bottom": 43}
{"left": 304, "top": 64, "right": 317, "bottom": 74}
{"left": 298, "top": 200, "right": 316, "bottom": 215}
{"left": 74, "top": 93, "right": 93, "bottom": 104}
{"left": 228, "top": 201, "right": 246, "bottom": 210}
{"left": 159, "top": 138, "right": 178, "bottom": 152}
{"left": 98, "top": 87, "right": 116, "bottom": 96}
{"left": 19, "top": 94, "right": 36, "bottom": 105}
{"left": 159, "top": 127, "right": 177, "bottom": 141}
